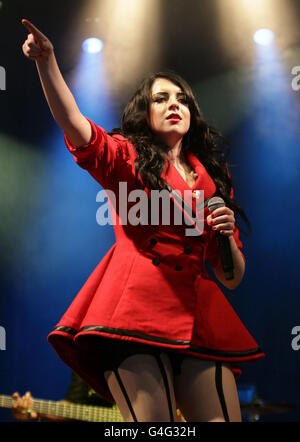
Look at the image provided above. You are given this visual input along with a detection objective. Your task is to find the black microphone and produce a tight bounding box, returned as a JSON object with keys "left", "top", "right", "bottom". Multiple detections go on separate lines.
{"left": 207, "top": 197, "right": 234, "bottom": 280}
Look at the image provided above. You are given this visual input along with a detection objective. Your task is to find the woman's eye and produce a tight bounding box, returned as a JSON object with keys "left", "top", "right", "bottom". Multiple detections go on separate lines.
{"left": 153, "top": 96, "right": 188, "bottom": 105}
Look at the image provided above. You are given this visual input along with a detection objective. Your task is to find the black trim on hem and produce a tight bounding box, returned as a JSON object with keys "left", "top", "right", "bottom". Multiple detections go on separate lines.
{"left": 51, "top": 325, "right": 264, "bottom": 359}
{"left": 78, "top": 326, "right": 190, "bottom": 346}
{"left": 53, "top": 326, "right": 77, "bottom": 336}
{"left": 188, "top": 344, "right": 262, "bottom": 358}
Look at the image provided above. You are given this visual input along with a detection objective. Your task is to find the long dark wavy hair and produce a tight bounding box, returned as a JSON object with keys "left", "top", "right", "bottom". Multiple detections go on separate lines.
{"left": 110, "top": 71, "right": 251, "bottom": 234}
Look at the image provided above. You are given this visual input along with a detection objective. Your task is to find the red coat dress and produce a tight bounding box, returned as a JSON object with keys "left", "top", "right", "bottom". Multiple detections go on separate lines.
{"left": 48, "top": 118, "right": 265, "bottom": 403}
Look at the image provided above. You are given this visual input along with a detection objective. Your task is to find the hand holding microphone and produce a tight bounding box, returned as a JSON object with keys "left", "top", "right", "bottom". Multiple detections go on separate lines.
{"left": 207, "top": 197, "right": 236, "bottom": 280}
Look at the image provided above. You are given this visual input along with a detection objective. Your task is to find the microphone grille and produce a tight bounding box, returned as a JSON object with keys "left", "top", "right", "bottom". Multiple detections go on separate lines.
{"left": 207, "top": 196, "right": 225, "bottom": 212}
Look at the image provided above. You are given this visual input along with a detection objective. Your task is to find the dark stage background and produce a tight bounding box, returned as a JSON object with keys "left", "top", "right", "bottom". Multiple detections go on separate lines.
{"left": 1, "top": 0, "right": 300, "bottom": 422}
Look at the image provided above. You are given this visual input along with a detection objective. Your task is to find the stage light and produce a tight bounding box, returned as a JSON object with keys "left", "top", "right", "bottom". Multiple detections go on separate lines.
{"left": 82, "top": 37, "right": 103, "bottom": 54}
{"left": 253, "top": 29, "right": 274, "bottom": 46}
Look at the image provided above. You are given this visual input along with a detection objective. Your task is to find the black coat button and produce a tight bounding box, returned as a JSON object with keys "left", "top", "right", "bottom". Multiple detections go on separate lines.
{"left": 174, "top": 265, "right": 183, "bottom": 271}
{"left": 184, "top": 245, "right": 192, "bottom": 254}
{"left": 150, "top": 237, "right": 158, "bottom": 245}
{"left": 152, "top": 257, "right": 160, "bottom": 266}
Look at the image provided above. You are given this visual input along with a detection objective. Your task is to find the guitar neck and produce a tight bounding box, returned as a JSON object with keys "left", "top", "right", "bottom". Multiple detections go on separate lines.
{"left": 0, "top": 395, "right": 123, "bottom": 422}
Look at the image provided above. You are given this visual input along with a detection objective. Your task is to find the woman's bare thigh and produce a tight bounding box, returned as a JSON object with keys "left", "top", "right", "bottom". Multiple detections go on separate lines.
{"left": 174, "top": 358, "right": 242, "bottom": 422}
{"left": 104, "top": 352, "right": 179, "bottom": 422}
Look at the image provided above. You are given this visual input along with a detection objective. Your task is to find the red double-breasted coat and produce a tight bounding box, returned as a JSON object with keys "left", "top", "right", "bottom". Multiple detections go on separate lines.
{"left": 48, "top": 118, "right": 264, "bottom": 403}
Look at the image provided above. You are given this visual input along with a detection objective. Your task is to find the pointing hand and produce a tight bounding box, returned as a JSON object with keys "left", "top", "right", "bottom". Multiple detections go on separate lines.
{"left": 21, "top": 19, "right": 54, "bottom": 61}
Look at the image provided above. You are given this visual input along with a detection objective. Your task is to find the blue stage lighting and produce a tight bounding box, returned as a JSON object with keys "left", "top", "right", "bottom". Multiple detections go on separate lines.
{"left": 82, "top": 38, "right": 103, "bottom": 54}
{"left": 253, "top": 29, "right": 274, "bottom": 46}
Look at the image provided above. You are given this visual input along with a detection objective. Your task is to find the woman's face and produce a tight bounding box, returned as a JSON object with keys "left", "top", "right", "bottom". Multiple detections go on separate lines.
{"left": 148, "top": 78, "right": 191, "bottom": 146}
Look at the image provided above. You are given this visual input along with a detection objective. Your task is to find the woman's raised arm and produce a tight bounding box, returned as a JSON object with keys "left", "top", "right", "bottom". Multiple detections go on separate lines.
{"left": 21, "top": 19, "right": 92, "bottom": 147}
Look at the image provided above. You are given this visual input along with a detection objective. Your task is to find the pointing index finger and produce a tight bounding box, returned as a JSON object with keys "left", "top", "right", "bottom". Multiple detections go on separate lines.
{"left": 21, "top": 19, "right": 47, "bottom": 41}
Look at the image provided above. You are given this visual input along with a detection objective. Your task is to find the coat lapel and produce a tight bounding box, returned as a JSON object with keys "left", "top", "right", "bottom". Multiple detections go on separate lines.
{"left": 160, "top": 150, "right": 217, "bottom": 236}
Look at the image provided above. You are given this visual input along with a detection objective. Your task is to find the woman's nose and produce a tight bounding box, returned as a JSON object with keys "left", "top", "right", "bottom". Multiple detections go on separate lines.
{"left": 168, "top": 100, "right": 180, "bottom": 110}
